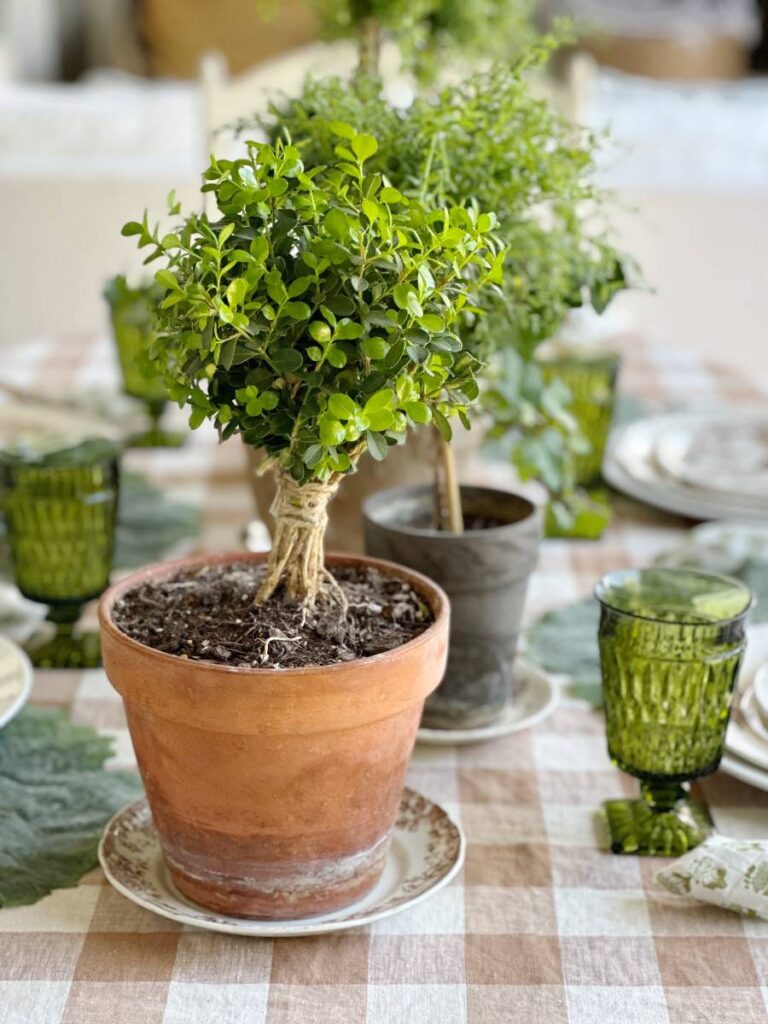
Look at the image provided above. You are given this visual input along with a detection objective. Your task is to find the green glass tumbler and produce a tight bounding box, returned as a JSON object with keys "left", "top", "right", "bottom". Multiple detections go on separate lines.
{"left": 1, "top": 440, "right": 121, "bottom": 668}
{"left": 105, "top": 275, "right": 184, "bottom": 448}
{"left": 596, "top": 568, "right": 752, "bottom": 856}
{"left": 540, "top": 350, "right": 620, "bottom": 486}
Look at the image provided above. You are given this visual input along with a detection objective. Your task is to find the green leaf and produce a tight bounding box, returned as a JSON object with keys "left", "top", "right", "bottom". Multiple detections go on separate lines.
{"left": 362, "top": 198, "right": 379, "bottom": 223}
{"left": 319, "top": 415, "right": 345, "bottom": 445}
{"left": 328, "top": 393, "right": 357, "bottom": 420}
{"left": 324, "top": 209, "right": 348, "bottom": 241}
{"left": 326, "top": 346, "right": 347, "bottom": 368}
{"left": 272, "top": 348, "right": 303, "bottom": 373}
{"left": 361, "top": 336, "right": 390, "bottom": 360}
{"left": 352, "top": 134, "right": 378, "bottom": 162}
{"left": 393, "top": 283, "right": 410, "bottom": 311}
{"left": 0, "top": 708, "right": 142, "bottom": 908}
{"left": 418, "top": 313, "right": 445, "bottom": 333}
{"left": 366, "top": 409, "right": 394, "bottom": 431}
{"left": 226, "top": 277, "right": 248, "bottom": 308}
{"left": 379, "top": 187, "right": 404, "bottom": 203}
{"left": 309, "top": 321, "right": 332, "bottom": 344}
{"left": 432, "top": 408, "right": 453, "bottom": 442}
{"left": 366, "top": 430, "right": 389, "bottom": 460}
{"left": 283, "top": 301, "right": 311, "bottom": 321}
{"left": 121, "top": 221, "right": 143, "bottom": 237}
{"left": 250, "top": 236, "right": 269, "bottom": 261}
{"left": 288, "top": 276, "right": 312, "bottom": 297}
{"left": 188, "top": 407, "right": 207, "bottom": 429}
{"left": 329, "top": 121, "right": 356, "bottom": 140}
{"left": 303, "top": 443, "right": 324, "bottom": 468}
{"left": 154, "top": 269, "right": 178, "bottom": 291}
{"left": 335, "top": 321, "right": 363, "bottom": 341}
{"left": 364, "top": 389, "right": 395, "bottom": 415}
{"left": 219, "top": 222, "right": 235, "bottom": 244}
{"left": 403, "top": 400, "right": 431, "bottom": 423}
{"left": 406, "top": 291, "right": 424, "bottom": 319}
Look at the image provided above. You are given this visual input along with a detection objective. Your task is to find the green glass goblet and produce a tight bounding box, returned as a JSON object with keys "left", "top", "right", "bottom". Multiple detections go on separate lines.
{"left": 105, "top": 275, "right": 184, "bottom": 448}
{"left": 540, "top": 349, "right": 620, "bottom": 486}
{"left": 596, "top": 568, "right": 752, "bottom": 856}
{"left": 1, "top": 439, "right": 121, "bottom": 669}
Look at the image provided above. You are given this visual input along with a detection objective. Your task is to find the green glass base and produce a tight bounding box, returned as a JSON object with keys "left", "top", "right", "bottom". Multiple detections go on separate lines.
{"left": 25, "top": 629, "right": 102, "bottom": 669}
{"left": 603, "top": 789, "right": 714, "bottom": 856}
{"left": 128, "top": 427, "right": 186, "bottom": 449}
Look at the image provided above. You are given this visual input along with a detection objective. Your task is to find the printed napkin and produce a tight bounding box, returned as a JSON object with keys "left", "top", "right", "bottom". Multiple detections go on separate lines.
{"left": 657, "top": 834, "right": 768, "bottom": 920}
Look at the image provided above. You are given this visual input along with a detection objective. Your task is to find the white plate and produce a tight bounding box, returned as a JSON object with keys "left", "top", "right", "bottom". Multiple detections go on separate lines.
{"left": 654, "top": 412, "right": 768, "bottom": 501}
{"left": 720, "top": 753, "right": 768, "bottom": 793}
{"left": 416, "top": 660, "right": 558, "bottom": 746}
{"left": 99, "top": 788, "right": 464, "bottom": 937}
{"left": 0, "top": 635, "right": 33, "bottom": 729}
{"left": 605, "top": 415, "right": 768, "bottom": 521}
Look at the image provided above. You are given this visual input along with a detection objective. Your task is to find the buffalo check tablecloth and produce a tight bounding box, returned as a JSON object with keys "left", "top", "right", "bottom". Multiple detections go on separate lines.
{"left": 3, "top": 333, "right": 768, "bottom": 1024}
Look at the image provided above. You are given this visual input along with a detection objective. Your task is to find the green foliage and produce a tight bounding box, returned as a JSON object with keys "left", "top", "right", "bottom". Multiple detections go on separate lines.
{"left": 285, "top": 0, "right": 536, "bottom": 82}
{"left": 0, "top": 707, "right": 141, "bottom": 908}
{"left": 261, "top": 50, "right": 636, "bottom": 499}
{"left": 123, "top": 136, "right": 502, "bottom": 483}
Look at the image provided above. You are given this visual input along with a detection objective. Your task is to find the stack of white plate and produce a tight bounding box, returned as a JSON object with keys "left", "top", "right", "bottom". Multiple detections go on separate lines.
{"left": 604, "top": 410, "right": 768, "bottom": 521}
{"left": 723, "top": 624, "right": 768, "bottom": 791}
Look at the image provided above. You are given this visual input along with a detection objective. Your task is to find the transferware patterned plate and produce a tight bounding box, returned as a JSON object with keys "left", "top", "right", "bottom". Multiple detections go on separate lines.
{"left": 99, "top": 788, "right": 464, "bottom": 936}
{"left": 0, "top": 635, "right": 33, "bottom": 729}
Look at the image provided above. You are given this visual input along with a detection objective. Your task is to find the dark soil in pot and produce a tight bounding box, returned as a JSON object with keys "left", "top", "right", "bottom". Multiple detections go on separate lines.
{"left": 112, "top": 562, "right": 432, "bottom": 669}
{"left": 363, "top": 485, "right": 542, "bottom": 730}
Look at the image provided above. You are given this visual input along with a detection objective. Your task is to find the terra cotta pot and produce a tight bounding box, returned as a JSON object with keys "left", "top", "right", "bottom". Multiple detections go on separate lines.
{"left": 363, "top": 485, "right": 541, "bottom": 730}
{"left": 99, "top": 551, "right": 448, "bottom": 919}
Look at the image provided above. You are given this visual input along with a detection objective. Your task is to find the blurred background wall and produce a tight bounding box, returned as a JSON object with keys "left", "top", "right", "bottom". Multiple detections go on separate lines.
{"left": 0, "top": 0, "right": 766, "bottom": 375}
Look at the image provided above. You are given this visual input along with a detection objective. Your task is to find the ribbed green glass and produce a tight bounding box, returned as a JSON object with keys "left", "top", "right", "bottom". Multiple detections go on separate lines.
{"left": 1, "top": 440, "right": 121, "bottom": 668}
{"left": 596, "top": 568, "right": 751, "bottom": 856}
{"left": 540, "top": 350, "right": 620, "bottom": 486}
{"left": 105, "top": 276, "right": 184, "bottom": 448}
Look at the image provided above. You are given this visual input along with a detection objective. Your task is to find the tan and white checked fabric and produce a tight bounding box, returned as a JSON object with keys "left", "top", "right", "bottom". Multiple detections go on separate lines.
{"left": 2, "top": 334, "right": 768, "bottom": 1024}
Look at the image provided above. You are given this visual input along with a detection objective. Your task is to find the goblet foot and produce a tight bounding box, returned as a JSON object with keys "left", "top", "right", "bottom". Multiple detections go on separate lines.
{"left": 604, "top": 784, "right": 714, "bottom": 856}
{"left": 128, "top": 427, "right": 186, "bottom": 448}
{"left": 25, "top": 629, "right": 102, "bottom": 669}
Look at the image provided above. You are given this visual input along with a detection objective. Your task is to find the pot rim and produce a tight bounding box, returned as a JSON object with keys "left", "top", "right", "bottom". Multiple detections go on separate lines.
{"left": 362, "top": 483, "right": 542, "bottom": 540}
{"left": 99, "top": 549, "right": 449, "bottom": 678}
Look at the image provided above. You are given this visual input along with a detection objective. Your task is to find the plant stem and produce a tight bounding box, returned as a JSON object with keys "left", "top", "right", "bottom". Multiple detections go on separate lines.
{"left": 256, "top": 467, "right": 344, "bottom": 608}
{"left": 433, "top": 427, "right": 464, "bottom": 534}
{"left": 357, "top": 17, "right": 382, "bottom": 78}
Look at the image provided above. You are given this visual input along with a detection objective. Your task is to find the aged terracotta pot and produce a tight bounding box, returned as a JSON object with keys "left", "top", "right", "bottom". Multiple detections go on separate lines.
{"left": 99, "top": 551, "right": 448, "bottom": 919}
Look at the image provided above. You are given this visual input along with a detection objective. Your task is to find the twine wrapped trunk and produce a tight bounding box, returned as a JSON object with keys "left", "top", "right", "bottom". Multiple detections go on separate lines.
{"left": 256, "top": 468, "right": 344, "bottom": 607}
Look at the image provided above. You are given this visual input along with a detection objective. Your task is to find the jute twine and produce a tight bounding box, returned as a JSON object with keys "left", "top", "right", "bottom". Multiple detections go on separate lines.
{"left": 256, "top": 468, "right": 343, "bottom": 607}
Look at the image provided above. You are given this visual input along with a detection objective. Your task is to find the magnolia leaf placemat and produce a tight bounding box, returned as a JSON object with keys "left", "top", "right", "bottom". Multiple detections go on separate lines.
{"left": 0, "top": 707, "right": 141, "bottom": 908}
{"left": 524, "top": 598, "right": 602, "bottom": 705}
{"left": 113, "top": 471, "right": 200, "bottom": 569}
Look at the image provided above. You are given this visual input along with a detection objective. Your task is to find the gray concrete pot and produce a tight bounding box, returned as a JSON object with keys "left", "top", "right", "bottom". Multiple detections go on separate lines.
{"left": 363, "top": 485, "right": 542, "bottom": 730}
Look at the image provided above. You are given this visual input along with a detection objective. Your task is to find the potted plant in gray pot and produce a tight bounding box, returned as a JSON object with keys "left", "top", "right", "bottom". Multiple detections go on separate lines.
{"left": 112, "top": 133, "right": 501, "bottom": 917}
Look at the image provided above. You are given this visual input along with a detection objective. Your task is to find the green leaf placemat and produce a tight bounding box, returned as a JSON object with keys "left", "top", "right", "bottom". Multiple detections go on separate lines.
{"left": 525, "top": 598, "right": 602, "bottom": 705}
{"left": 0, "top": 707, "right": 141, "bottom": 908}
{"left": 114, "top": 471, "right": 200, "bottom": 569}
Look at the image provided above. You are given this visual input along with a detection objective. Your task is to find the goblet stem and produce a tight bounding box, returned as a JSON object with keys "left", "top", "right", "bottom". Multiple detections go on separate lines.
{"left": 25, "top": 602, "right": 102, "bottom": 669}
{"left": 640, "top": 781, "right": 687, "bottom": 812}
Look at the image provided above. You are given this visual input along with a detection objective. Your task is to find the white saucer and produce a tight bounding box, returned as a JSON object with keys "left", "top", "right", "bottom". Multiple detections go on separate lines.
{"left": 0, "top": 635, "right": 33, "bottom": 729}
{"left": 99, "top": 788, "right": 464, "bottom": 937}
{"left": 416, "top": 660, "right": 558, "bottom": 746}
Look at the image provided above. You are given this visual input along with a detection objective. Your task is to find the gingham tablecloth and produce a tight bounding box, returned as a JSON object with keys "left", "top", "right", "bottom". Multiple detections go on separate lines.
{"left": 3, "top": 334, "right": 768, "bottom": 1024}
